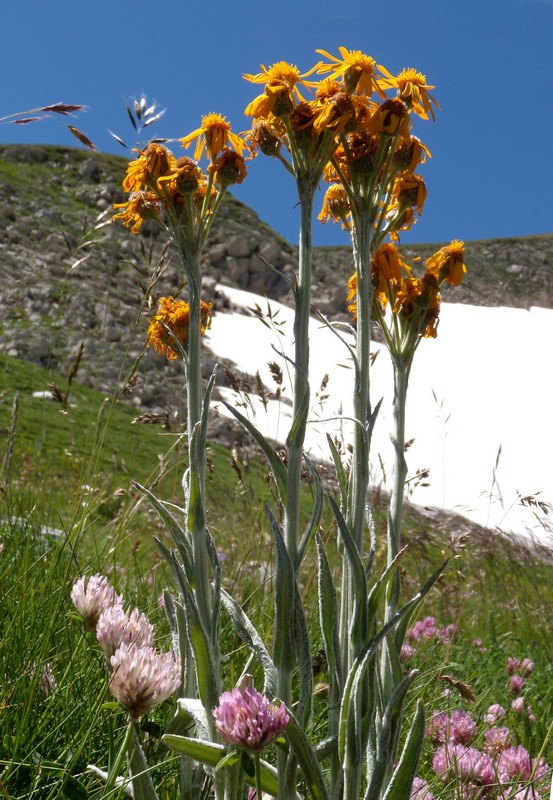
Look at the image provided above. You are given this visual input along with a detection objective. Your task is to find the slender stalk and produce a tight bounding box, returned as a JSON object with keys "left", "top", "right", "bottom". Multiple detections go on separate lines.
{"left": 103, "top": 719, "right": 135, "bottom": 796}
{"left": 284, "top": 180, "right": 314, "bottom": 571}
{"left": 386, "top": 356, "right": 409, "bottom": 619}
{"left": 340, "top": 211, "right": 374, "bottom": 674}
{"left": 254, "top": 754, "right": 263, "bottom": 800}
{"left": 180, "top": 247, "right": 212, "bottom": 635}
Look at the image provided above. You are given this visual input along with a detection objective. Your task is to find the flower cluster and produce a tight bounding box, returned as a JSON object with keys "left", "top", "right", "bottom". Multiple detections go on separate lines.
{"left": 243, "top": 48, "right": 440, "bottom": 240}
{"left": 70, "top": 573, "right": 123, "bottom": 629}
{"left": 71, "top": 574, "right": 180, "bottom": 719}
{"left": 212, "top": 681, "right": 289, "bottom": 753}
{"left": 424, "top": 705, "right": 550, "bottom": 798}
{"left": 347, "top": 239, "right": 467, "bottom": 344}
{"left": 113, "top": 113, "right": 247, "bottom": 235}
{"left": 401, "top": 615, "right": 457, "bottom": 661}
{"left": 146, "top": 295, "right": 213, "bottom": 359}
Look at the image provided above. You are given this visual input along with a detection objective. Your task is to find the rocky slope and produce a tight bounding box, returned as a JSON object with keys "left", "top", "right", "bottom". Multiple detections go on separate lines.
{"left": 1, "top": 144, "right": 552, "bottom": 440}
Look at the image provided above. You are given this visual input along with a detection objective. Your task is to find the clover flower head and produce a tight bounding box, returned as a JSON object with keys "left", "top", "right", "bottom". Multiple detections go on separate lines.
{"left": 70, "top": 574, "right": 123, "bottom": 630}
{"left": 483, "top": 725, "right": 511, "bottom": 755}
{"left": 484, "top": 703, "right": 505, "bottom": 725}
{"left": 509, "top": 674, "right": 525, "bottom": 694}
{"left": 400, "top": 642, "right": 416, "bottom": 662}
{"left": 96, "top": 605, "right": 155, "bottom": 657}
{"left": 497, "top": 745, "right": 550, "bottom": 786}
{"left": 109, "top": 643, "right": 180, "bottom": 719}
{"left": 410, "top": 776, "right": 434, "bottom": 800}
{"left": 30, "top": 662, "right": 57, "bottom": 697}
{"left": 426, "top": 710, "right": 476, "bottom": 746}
{"left": 408, "top": 616, "right": 437, "bottom": 642}
{"left": 512, "top": 697, "right": 525, "bottom": 715}
{"left": 433, "top": 743, "right": 494, "bottom": 789}
{"left": 212, "top": 680, "right": 289, "bottom": 753}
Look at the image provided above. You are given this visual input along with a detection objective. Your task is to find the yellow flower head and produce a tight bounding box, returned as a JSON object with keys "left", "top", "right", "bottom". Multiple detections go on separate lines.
{"left": 209, "top": 148, "right": 248, "bottom": 186}
{"left": 244, "top": 61, "right": 317, "bottom": 118}
{"left": 247, "top": 119, "right": 285, "bottom": 157}
{"left": 157, "top": 156, "right": 204, "bottom": 196}
{"left": 180, "top": 113, "right": 245, "bottom": 162}
{"left": 122, "top": 143, "right": 177, "bottom": 193}
{"left": 365, "top": 98, "right": 411, "bottom": 143}
{"left": 318, "top": 184, "right": 351, "bottom": 229}
{"left": 113, "top": 191, "right": 161, "bottom": 233}
{"left": 147, "top": 296, "right": 213, "bottom": 360}
{"left": 392, "top": 172, "right": 427, "bottom": 216}
{"left": 347, "top": 272, "right": 358, "bottom": 318}
{"left": 312, "top": 78, "right": 356, "bottom": 135}
{"left": 379, "top": 66, "right": 440, "bottom": 121}
{"left": 370, "top": 243, "right": 411, "bottom": 308}
{"left": 425, "top": 240, "right": 467, "bottom": 286}
{"left": 315, "top": 47, "right": 386, "bottom": 98}
{"left": 393, "top": 136, "right": 431, "bottom": 173}
{"left": 393, "top": 275, "right": 441, "bottom": 338}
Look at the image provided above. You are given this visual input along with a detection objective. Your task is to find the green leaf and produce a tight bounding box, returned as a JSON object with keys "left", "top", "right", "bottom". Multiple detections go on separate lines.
{"left": 222, "top": 401, "right": 287, "bottom": 502}
{"left": 380, "top": 701, "right": 425, "bottom": 800}
{"left": 61, "top": 774, "right": 88, "bottom": 800}
{"left": 215, "top": 750, "right": 241, "bottom": 772}
{"left": 297, "top": 456, "right": 324, "bottom": 566}
{"left": 285, "top": 711, "right": 330, "bottom": 800}
{"left": 326, "top": 433, "right": 347, "bottom": 506}
{"left": 328, "top": 496, "right": 368, "bottom": 654}
{"left": 266, "top": 504, "right": 296, "bottom": 675}
{"left": 167, "top": 553, "right": 218, "bottom": 710}
{"left": 220, "top": 589, "right": 277, "bottom": 699}
{"left": 316, "top": 534, "right": 343, "bottom": 694}
{"left": 162, "top": 734, "right": 225, "bottom": 765}
{"left": 132, "top": 481, "right": 194, "bottom": 582}
{"left": 393, "top": 560, "right": 448, "bottom": 653}
{"left": 128, "top": 726, "right": 160, "bottom": 800}
{"left": 241, "top": 750, "right": 255, "bottom": 777}
{"left": 364, "top": 671, "right": 420, "bottom": 799}
{"left": 162, "top": 737, "right": 279, "bottom": 796}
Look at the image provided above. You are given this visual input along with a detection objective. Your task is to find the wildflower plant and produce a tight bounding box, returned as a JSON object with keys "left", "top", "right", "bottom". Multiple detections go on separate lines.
{"left": 78, "top": 46, "right": 475, "bottom": 800}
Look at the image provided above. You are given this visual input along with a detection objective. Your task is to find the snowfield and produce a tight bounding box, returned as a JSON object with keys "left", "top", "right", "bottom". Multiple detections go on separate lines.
{"left": 207, "top": 286, "right": 553, "bottom": 544}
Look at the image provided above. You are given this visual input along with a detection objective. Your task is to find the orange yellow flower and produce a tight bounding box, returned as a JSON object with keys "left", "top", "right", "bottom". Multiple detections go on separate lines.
{"left": 393, "top": 275, "right": 441, "bottom": 338}
{"left": 113, "top": 191, "right": 161, "bottom": 233}
{"left": 244, "top": 61, "right": 317, "bottom": 118}
{"left": 312, "top": 78, "right": 356, "bottom": 135}
{"left": 158, "top": 156, "right": 203, "bottom": 195}
{"left": 425, "top": 240, "right": 467, "bottom": 286}
{"left": 365, "top": 98, "right": 411, "bottom": 143}
{"left": 315, "top": 47, "right": 386, "bottom": 98}
{"left": 209, "top": 148, "right": 247, "bottom": 186}
{"left": 393, "top": 136, "right": 431, "bottom": 172}
{"left": 379, "top": 67, "right": 440, "bottom": 121}
{"left": 318, "top": 184, "right": 351, "bottom": 228}
{"left": 392, "top": 172, "right": 427, "bottom": 216}
{"left": 247, "top": 119, "right": 284, "bottom": 157}
{"left": 347, "top": 272, "right": 358, "bottom": 318}
{"left": 122, "top": 143, "right": 177, "bottom": 193}
{"left": 147, "top": 296, "right": 213, "bottom": 360}
{"left": 180, "top": 113, "right": 245, "bottom": 161}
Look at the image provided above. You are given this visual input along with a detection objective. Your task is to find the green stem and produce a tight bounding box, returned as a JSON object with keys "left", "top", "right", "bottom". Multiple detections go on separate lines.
{"left": 386, "top": 356, "right": 409, "bottom": 620}
{"left": 184, "top": 249, "right": 212, "bottom": 634}
{"left": 103, "top": 718, "right": 135, "bottom": 796}
{"left": 284, "top": 180, "right": 314, "bottom": 571}
{"left": 254, "top": 753, "right": 263, "bottom": 800}
{"left": 340, "top": 211, "right": 374, "bottom": 674}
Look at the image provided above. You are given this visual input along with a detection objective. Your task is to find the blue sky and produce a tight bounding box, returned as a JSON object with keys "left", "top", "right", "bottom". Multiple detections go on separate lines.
{"left": 1, "top": 0, "right": 551, "bottom": 247}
